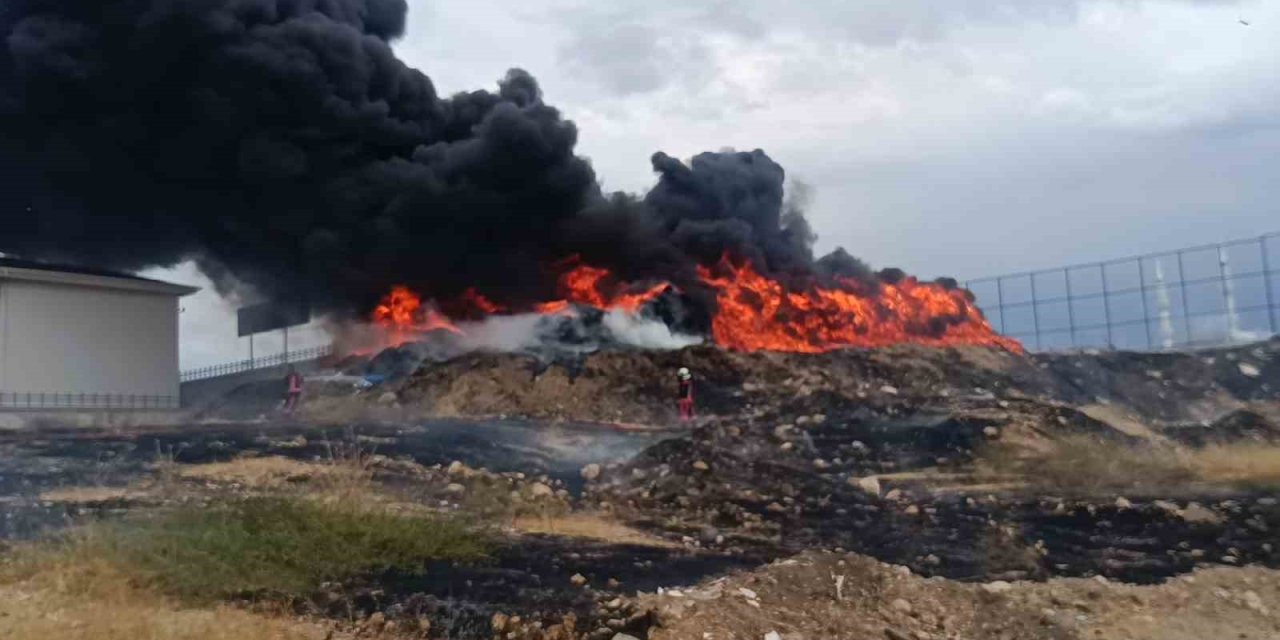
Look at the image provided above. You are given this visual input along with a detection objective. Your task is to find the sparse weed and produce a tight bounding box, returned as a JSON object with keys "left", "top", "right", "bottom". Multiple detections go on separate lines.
{"left": 981, "top": 435, "right": 1280, "bottom": 494}
{"left": 8, "top": 496, "right": 489, "bottom": 603}
{"left": 980, "top": 435, "right": 1193, "bottom": 494}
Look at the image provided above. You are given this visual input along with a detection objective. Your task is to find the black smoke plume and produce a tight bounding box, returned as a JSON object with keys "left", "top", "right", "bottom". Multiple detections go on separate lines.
{"left": 0, "top": 0, "right": 885, "bottom": 321}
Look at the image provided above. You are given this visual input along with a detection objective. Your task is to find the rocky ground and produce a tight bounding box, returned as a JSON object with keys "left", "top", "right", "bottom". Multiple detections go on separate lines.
{"left": 5, "top": 338, "right": 1280, "bottom": 639}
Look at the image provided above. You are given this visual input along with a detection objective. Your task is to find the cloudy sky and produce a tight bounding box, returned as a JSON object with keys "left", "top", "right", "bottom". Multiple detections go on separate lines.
{"left": 159, "top": 0, "right": 1279, "bottom": 368}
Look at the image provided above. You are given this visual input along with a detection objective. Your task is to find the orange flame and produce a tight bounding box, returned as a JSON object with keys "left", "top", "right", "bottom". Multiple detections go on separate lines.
{"left": 696, "top": 255, "right": 1022, "bottom": 353}
{"left": 372, "top": 285, "right": 461, "bottom": 347}
{"left": 460, "top": 287, "right": 505, "bottom": 315}
{"left": 535, "top": 258, "right": 668, "bottom": 314}
{"left": 367, "top": 255, "right": 1020, "bottom": 354}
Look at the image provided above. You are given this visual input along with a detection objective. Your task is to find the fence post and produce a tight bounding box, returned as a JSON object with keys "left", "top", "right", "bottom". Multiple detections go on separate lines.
{"left": 995, "top": 277, "right": 1006, "bottom": 334}
{"left": 1263, "top": 235, "right": 1277, "bottom": 336}
{"left": 1176, "top": 250, "right": 1192, "bottom": 346}
{"left": 1137, "top": 258, "right": 1153, "bottom": 349}
{"left": 1028, "top": 274, "right": 1041, "bottom": 349}
{"left": 1217, "top": 245, "right": 1234, "bottom": 344}
{"left": 1100, "top": 263, "right": 1113, "bottom": 348}
{"left": 1064, "top": 268, "right": 1076, "bottom": 347}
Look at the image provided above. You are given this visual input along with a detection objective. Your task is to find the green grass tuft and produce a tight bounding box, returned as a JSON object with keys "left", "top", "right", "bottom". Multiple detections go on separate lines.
{"left": 59, "top": 497, "right": 489, "bottom": 601}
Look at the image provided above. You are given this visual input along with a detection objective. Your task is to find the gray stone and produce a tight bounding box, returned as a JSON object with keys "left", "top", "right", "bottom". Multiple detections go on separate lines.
{"left": 850, "top": 475, "right": 881, "bottom": 496}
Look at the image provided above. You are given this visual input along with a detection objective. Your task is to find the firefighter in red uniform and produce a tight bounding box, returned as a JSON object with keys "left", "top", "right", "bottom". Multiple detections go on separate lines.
{"left": 676, "top": 367, "right": 694, "bottom": 422}
{"left": 283, "top": 366, "right": 304, "bottom": 413}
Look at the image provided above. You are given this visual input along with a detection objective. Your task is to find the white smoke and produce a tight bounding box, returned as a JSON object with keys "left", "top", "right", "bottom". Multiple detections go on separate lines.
{"left": 600, "top": 310, "right": 703, "bottom": 349}
{"left": 452, "top": 309, "right": 701, "bottom": 352}
{"left": 331, "top": 306, "right": 701, "bottom": 363}
{"left": 455, "top": 313, "right": 551, "bottom": 352}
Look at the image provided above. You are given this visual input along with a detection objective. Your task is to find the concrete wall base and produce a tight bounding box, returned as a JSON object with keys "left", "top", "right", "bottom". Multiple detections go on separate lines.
{"left": 0, "top": 410, "right": 189, "bottom": 430}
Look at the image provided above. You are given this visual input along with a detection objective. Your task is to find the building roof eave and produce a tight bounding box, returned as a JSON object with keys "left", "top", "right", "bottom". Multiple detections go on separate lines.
{"left": 0, "top": 265, "right": 200, "bottom": 297}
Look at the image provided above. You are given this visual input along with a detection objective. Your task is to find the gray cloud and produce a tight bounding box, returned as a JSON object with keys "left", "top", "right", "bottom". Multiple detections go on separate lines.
{"left": 557, "top": 22, "right": 713, "bottom": 96}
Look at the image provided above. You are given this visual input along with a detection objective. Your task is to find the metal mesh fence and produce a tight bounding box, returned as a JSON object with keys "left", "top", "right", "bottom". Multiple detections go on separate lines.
{"left": 180, "top": 344, "right": 334, "bottom": 382}
{"left": 964, "top": 232, "right": 1279, "bottom": 352}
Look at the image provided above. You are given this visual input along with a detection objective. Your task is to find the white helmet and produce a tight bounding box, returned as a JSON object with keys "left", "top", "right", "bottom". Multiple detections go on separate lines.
{"left": 677, "top": 367, "right": 691, "bottom": 379}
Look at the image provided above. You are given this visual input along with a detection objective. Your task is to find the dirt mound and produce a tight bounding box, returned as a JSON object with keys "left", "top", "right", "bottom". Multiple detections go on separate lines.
{"left": 642, "top": 550, "right": 1280, "bottom": 640}
{"left": 369, "top": 339, "right": 1278, "bottom": 431}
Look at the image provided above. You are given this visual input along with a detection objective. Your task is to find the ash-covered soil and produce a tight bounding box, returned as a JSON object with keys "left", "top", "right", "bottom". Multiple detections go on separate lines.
{"left": 9, "top": 338, "right": 1280, "bottom": 639}
{"left": 288, "top": 337, "right": 1280, "bottom": 431}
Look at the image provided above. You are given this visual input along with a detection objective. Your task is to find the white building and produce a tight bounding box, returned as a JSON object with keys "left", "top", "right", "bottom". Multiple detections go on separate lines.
{"left": 0, "top": 258, "right": 198, "bottom": 411}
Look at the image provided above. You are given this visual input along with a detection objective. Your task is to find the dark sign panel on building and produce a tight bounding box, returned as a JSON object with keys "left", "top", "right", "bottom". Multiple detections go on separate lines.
{"left": 237, "top": 300, "right": 310, "bottom": 337}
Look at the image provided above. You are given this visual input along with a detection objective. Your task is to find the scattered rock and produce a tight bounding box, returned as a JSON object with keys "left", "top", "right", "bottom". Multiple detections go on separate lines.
{"left": 851, "top": 476, "right": 882, "bottom": 496}
{"left": 692, "top": 460, "right": 710, "bottom": 472}
{"left": 1180, "top": 503, "right": 1224, "bottom": 525}
{"left": 581, "top": 464, "right": 602, "bottom": 481}
{"left": 1115, "top": 496, "right": 1132, "bottom": 509}
{"left": 530, "top": 482, "right": 555, "bottom": 498}
{"left": 880, "top": 385, "right": 900, "bottom": 396}
{"left": 571, "top": 573, "right": 588, "bottom": 587}
{"left": 1242, "top": 590, "right": 1267, "bottom": 614}
{"left": 444, "top": 482, "right": 466, "bottom": 495}
{"left": 982, "top": 581, "right": 1013, "bottom": 594}
{"left": 890, "top": 598, "right": 913, "bottom": 614}
{"left": 1238, "top": 362, "right": 1261, "bottom": 377}
{"left": 377, "top": 391, "right": 398, "bottom": 404}
{"left": 491, "top": 613, "right": 510, "bottom": 633}
{"left": 764, "top": 632, "right": 782, "bottom": 640}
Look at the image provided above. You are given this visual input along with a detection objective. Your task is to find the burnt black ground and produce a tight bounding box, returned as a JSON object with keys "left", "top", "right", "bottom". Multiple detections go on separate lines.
{"left": 0, "top": 419, "right": 672, "bottom": 539}
{"left": 592, "top": 409, "right": 1280, "bottom": 585}
{"left": 303, "top": 536, "right": 760, "bottom": 638}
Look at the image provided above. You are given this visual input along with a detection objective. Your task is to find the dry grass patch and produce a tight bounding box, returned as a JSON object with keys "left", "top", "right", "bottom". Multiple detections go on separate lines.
{"left": 981, "top": 435, "right": 1280, "bottom": 494}
{"left": 173, "top": 456, "right": 346, "bottom": 488}
{"left": 0, "top": 582, "right": 332, "bottom": 640}
{"left": 513, "top": 513, "right": 679, "bottom": 548}
{"left": 0, "top": 547, "right": 333, "bottom": 640}
{"left": 38, "top": 485, "right": 135, "bottom": 503}
{"left": 980, "top": 435, "right": 1194, "bottom": 494}
{"left": 1187, "top": 444, "right": 1280, "bottom": 487}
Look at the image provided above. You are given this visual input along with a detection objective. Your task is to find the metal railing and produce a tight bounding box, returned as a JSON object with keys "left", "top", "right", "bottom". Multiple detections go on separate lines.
{"left": 964, "top": 231, "right": 1279, "bottom": 352}
{"left": 180, "top": 344, "right": 334, "bottom": 382}
{"left": 0, "top": 392, "right": 179, "bottom": 410}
